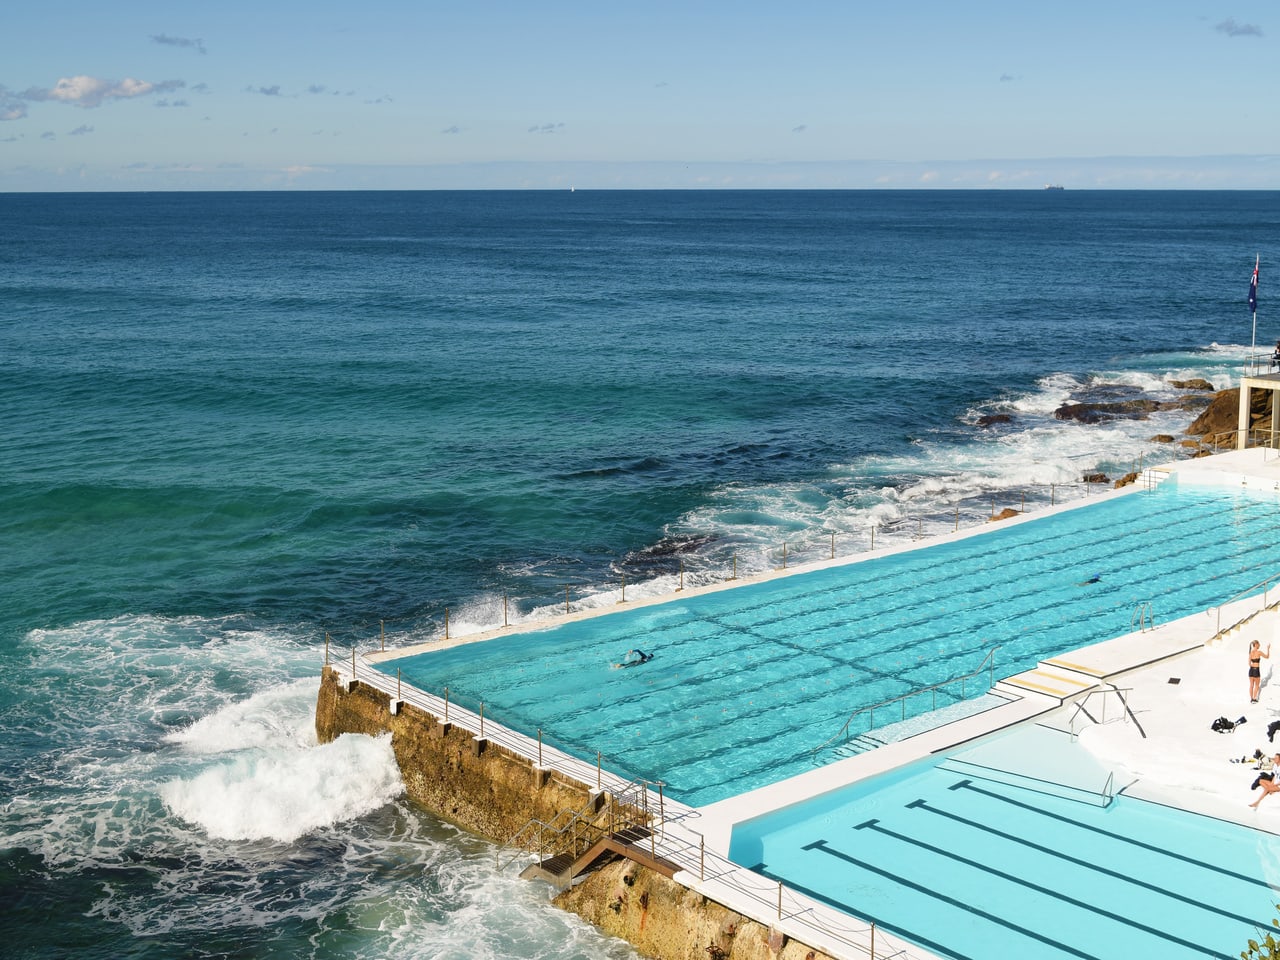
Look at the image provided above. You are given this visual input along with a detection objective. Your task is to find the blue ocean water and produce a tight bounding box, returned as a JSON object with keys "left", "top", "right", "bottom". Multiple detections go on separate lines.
{"left": 0, "top": 189, "right": 1275, "bottom": 959}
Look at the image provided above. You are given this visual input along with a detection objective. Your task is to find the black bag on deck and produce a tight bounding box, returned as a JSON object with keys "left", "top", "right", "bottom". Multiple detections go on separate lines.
{"left": 1212, "top": 716, "right": 1235, "bottom": 733}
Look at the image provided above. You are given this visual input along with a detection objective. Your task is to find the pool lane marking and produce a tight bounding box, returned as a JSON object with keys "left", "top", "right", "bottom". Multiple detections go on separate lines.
{"left": 843, "top": 819, "right": 1233, "bottom": 959}
{"left": 903, "top": 797, "right": 1270, "bottom": 929}
{"left": 949, "top": 778, "right": 1278, "bottom": 891}
{"left": 797, "top": 838, "right": 1107, "bottom": 960}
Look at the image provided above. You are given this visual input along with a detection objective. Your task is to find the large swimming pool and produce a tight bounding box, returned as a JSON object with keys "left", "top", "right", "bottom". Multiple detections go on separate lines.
{"left": 382, "top": 483, "right": 1280, "bottom": 805}
{"left": 728, "top": 748, "right": 1277, "bottom": 960}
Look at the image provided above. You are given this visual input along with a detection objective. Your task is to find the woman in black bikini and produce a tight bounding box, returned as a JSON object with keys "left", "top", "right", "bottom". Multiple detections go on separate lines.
{"left": 1249, "top": 639, "right": 1271, "bottom": 703}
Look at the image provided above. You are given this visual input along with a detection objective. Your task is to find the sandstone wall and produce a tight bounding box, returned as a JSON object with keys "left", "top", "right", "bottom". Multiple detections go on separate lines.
{"left": 315, "top": 667, "right": 598, "bottom": 842}
{"left": 315, "top": 669, "right": 834, "bottom": 960}
{"left": 555, "top": 860, "right": 837, "bottom": 960}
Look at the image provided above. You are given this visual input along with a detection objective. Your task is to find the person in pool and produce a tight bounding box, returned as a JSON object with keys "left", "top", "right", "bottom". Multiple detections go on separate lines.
{"left": 1077, "top": 573, "right": 1101, "bottom": 586}
{"left": 1249, "top": 639, "right": 1271, "bottom": 703}
{"left": 613, "top": 648, "right": 653, "bottom": 668}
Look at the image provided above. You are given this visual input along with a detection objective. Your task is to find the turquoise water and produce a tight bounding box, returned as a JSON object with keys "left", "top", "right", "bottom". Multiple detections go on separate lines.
{"left": 386, "top": 481, "right": 1280, "bottom": 806}
{"left": 728, "top": 757, "right": 1274, "bottom": 960}
{"left": 3, "top": 190, "right": 1277, "bottom": 959}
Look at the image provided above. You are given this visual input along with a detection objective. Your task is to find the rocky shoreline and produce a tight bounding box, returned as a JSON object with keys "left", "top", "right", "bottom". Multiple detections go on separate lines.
{"left": 987, "top": 377, "right": 1266, "bottom": 492}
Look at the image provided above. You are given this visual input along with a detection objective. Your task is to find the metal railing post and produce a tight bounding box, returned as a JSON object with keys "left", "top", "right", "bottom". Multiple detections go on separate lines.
{"left": 380, "top": 619, "right": 385, "bottom": 651}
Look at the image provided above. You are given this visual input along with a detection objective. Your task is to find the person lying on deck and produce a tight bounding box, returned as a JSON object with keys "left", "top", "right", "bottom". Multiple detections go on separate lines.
{"left": 1250, "top": 754, "right": 1280, "bottom": 809}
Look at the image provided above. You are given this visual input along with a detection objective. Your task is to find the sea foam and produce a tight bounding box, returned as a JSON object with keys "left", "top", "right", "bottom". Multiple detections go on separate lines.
{"left": 161, "top": 732, "right": 403, "bottom": 843}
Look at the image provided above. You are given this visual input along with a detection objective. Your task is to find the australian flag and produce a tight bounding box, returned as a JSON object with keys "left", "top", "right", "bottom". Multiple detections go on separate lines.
{"left": 1250, "top": 255, "right": 1259, "bottom": 314}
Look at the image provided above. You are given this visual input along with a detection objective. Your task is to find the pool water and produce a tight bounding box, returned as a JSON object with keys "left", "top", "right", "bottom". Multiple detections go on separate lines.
{"left": 728, "top": 755, "right": 1279, "bottom": 960}
{"left": 383, "top": 484, "right": 1280, "bottom": 805}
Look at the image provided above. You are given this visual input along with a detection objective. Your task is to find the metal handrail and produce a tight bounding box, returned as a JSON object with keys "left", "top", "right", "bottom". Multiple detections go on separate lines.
{"left": 495, "top": 777, "right": 656, "bottom": 873}
{"left": 1130, "top": 601, "right": 1153, "bottom": 633}
{"left": 1068, "top": 684, "right": 1144, "bottom": 740}
{"left": 1214, "top": 572, "right": 1280, "bottom": 636}
{"left": 811, "top": 646, "right": 1001, "bottom": 761}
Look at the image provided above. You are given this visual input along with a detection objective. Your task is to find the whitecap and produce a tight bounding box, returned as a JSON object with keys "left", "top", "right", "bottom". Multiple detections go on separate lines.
{"left": 161, "top": 732, "right": 403, "bottom": 843}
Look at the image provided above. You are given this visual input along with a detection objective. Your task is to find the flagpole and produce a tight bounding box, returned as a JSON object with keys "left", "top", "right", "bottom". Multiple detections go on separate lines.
{"left": 1250, "top": 254, "right": 1260, "bottom": 375}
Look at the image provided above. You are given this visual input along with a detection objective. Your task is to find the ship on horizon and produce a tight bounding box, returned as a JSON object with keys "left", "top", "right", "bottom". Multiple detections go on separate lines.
{"left": 1044, "top": 183, "right": 1065, "bottom": 191}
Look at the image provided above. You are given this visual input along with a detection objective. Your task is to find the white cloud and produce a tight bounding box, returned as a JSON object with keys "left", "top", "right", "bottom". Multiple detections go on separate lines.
{"left": 23, "top": 75, "right": 184, "bottom": 108}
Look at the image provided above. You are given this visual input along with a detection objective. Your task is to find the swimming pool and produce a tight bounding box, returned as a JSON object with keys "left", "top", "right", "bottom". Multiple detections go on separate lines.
{"left": 728, "top": 749, "right": 1278, "bottom": 960}
{"left": 382, "top": 483, "right": 1280, "bottom": 805}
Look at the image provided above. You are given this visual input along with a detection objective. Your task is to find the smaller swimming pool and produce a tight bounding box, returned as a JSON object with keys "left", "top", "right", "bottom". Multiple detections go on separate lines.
{"left": 728, "top": 745, "right": 1278, "bottom": 960}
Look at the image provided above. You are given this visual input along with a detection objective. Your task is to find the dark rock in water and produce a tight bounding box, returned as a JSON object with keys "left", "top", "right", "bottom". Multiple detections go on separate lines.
{"left": 1054, "top": 399, "right": 1162, "bottom": 423}
{"left": 1082, "top": 472, "right": 1109, "bottom": 483}
{"left": 1150, "top": 434, "right": 1175, "bottom": 444}
{"left": 1055, "top": 403, "right": 1104, "bottom": 424}
{"left": 623, "top": 534, "right": 716, "bottom": 570}
{"left": 1163, "top": 394, "right": 1212, "bottom": 412}
{"left": 1170, "top": 378, "right": 1215, "bottom": 391}
{"left": 977, "top": 413, "right": 1013, "bottom": 427}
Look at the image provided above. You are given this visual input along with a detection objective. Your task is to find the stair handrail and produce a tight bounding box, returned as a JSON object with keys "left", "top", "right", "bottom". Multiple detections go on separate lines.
{"left": 1214, "top": 572, "right": 1280, "bottom": 638}
{"left": 810, "top": 646, "right": 1001, "bottom": 762}
{"left": 495, "top": 776, "right": 659, "bottom": 874}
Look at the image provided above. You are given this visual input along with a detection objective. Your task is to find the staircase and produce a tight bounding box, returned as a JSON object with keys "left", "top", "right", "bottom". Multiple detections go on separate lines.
{"left": 498, "top": 779, "right": 680, "bottom": 889}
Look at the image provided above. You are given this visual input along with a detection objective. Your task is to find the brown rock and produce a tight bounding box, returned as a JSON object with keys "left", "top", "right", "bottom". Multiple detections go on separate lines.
{"left": 1186, "top": 388, "right": 1269, "bottom": 443}
{"left": 1170, "top": 378, "right": 1215, "bottom": 391}
{"left": 1114, "top": 472, "right": 1140, "bottom": 488}
{"left": 1081, "top": 472, "right": 1109, "bottom": 484}
{"left": 989, "top": 508, "right": 1020, "bottom": 521}
{"left": 1150, "top": 434, "right": 1175, "bottom": 444}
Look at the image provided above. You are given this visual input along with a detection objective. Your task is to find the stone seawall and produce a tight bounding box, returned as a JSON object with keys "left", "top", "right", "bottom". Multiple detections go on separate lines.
{"left": 315, "top": 668, "right": 835, "bottom": 960}
{"left": 315, "top": 666, "right": 595, "bottom": 840}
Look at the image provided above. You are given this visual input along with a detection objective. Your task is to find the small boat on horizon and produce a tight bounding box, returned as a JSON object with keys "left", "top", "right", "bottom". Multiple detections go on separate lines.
{"left": 1044, "top": 183, "right": 1065, "bottom": 191}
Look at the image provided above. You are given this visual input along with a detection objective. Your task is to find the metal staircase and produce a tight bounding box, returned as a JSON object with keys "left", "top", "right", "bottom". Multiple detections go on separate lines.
{"left": 497, "top": 778, "right": 679, "bottom": 888}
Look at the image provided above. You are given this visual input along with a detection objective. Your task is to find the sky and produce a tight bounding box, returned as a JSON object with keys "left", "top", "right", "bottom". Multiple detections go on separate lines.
{"left": 1, "top": 1, "right": 1278, "bottom": 191}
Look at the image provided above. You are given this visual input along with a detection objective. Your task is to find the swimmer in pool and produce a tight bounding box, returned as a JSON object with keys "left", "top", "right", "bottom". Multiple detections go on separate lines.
{"left": 613, "top": 648, "right": 653, "bottom": 668}
{"left": 1077, "top": 573, "right": 1101, "bottom": 586}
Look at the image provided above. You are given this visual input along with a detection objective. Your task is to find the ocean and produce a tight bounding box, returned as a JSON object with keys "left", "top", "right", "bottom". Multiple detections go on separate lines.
{"left": 0, "top": 189, "right": 1275, "bottom": 959}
